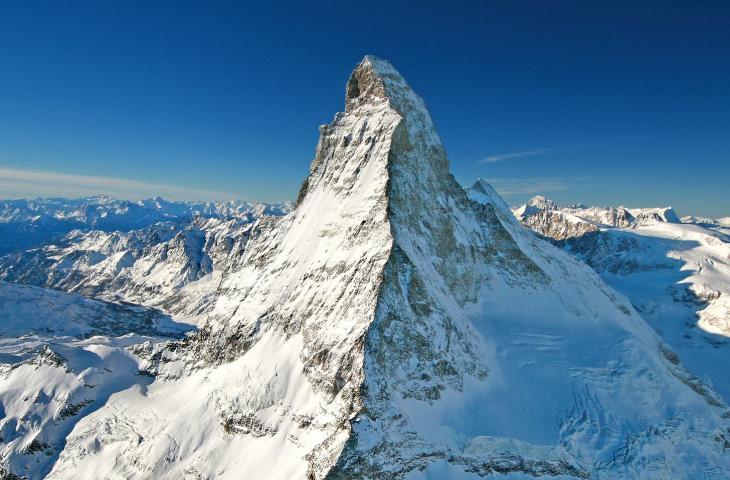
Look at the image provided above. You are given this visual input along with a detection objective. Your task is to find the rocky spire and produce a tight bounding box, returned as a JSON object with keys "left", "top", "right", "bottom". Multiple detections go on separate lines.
{"left": 297, "top": 56, "right": 449, "bottom": 208}
{"left": 344, "top": 56, "right": 392, "bottom": 111}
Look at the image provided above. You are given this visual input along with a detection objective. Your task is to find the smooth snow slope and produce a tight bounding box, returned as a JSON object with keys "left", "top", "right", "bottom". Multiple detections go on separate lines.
{"left": 3, "top": 57, "right": 729, "bottom": 479}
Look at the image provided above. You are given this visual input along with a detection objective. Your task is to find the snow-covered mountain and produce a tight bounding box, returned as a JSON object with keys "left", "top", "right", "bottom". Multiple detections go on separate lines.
{"left": 682, "top": 215, "right": 730, "bottom": 228}
{"left": 2, "top": 57, "right": 730, "bottom": 479}
{"left": 0, "top": 216, "right": 267, "bottom": 321}
{"left": 0, "top": 196, "right": 293, "bottom": 323}
{"left": 0, "top": 196, "right": 290, "bottom": 256}
{"left": 511, "top": 192, "right": 730, "bottom": 401}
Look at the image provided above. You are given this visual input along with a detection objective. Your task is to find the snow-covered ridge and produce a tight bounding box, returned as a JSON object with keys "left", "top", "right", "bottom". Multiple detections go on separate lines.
{"left": 0, "top": 216, "right": 260, "bottom": 321}
{"left": 682, "top": 215, "right": 730, "bottom": 228}
{"left": 509, "top": 193, "right": 682, "bottom": 242}
{"left": 0, "top": 197, "right": 292, "bottom": 323}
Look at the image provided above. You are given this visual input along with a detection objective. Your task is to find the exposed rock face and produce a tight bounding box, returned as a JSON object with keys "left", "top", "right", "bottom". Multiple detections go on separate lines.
{"left": 510, "top": 195, "right": 600, "bottom": 241}
{"left": 5, "top": 57, "right": 730, "bottom": 479}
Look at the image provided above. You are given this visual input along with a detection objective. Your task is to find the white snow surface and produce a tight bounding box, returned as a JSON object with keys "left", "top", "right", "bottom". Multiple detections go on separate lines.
{"left": 0, "top": 281, "right": 189, "bottom": 478}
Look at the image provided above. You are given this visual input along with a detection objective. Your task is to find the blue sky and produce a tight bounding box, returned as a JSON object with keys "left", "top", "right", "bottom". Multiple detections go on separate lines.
{"left": 0, "top": 1, "right": 728, "bottom": 216}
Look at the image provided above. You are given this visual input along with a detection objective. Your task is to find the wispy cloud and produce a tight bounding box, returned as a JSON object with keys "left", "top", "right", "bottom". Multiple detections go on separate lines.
{"left": 478, "top": 148, "right": 552, "bottom": 164}
{"left": 484, "top": 177, "right": 571, "bottom": 196}
{"left": 0, "top": 167, "right": 241, "bottom": 201}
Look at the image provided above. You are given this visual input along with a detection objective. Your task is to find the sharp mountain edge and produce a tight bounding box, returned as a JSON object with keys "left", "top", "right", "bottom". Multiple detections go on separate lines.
{"left": 1, "top": 57, "right": 729, "bottom": 479}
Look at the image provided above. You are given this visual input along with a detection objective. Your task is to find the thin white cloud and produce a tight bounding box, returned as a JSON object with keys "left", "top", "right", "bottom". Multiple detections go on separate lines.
{"left": 0, "top": 167, "right": 241, "bottom": 201}
{"left": 485, "top": 177, "right": 570, "bottom": 196}
{"left": 478, "top": 148, "right": 552, "bottom": 164}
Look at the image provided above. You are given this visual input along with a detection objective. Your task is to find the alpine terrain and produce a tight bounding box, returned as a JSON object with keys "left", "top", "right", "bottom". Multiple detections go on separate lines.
{"left": 510, "top": 191, "right": 730, "bottom": 404}
{"left": 1, "top": 57, "right": 729, "bottom": 479}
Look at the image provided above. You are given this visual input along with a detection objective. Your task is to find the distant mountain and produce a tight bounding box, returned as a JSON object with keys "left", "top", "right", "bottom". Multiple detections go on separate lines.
{"left": 682, "top": 214, "right": 730, "bottom": 228}
{"left": 510, "top": 192, "right": 730, "bottom": 402}
{"left": 0, "top": 195, "right": 291, "bottom": 256}
{"left": 507, "top": 190, "right": 681, "bottom": 241}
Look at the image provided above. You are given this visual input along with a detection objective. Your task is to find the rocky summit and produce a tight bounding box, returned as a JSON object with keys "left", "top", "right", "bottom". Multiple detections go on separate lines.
{"left": 1, "top": 57, "right": 729, "bottom": 479}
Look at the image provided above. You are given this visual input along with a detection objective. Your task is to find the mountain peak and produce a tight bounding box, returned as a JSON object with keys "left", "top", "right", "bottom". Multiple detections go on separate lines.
{"left": 297, "top": 56, "right": 447, "bottom": 208}
{"left": 527, "top": 195, "right": 555, "bottom": 209}
{"left": 344, "top": 56, "right": 395, "bottom": 111}
{"left": 467, "top": 178, "right": 510, "bottom": 210}
{"left": 469, "top": 178, "right": 498, "bottom": 196}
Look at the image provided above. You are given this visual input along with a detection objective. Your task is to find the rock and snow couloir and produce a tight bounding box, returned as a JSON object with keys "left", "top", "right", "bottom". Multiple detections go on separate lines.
{"left": 2, "top": 57, "right": 730, "bottom": 479}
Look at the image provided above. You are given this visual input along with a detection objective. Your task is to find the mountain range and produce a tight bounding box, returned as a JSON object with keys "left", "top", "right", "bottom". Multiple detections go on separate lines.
{"left": 0, "top": 196, "right": 291, "bottom": 256}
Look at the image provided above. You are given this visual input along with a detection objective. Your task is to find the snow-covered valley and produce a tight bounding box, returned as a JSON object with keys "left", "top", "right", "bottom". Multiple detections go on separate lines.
{"left": 0, "top": 58, "right": 729, "bottom": 479}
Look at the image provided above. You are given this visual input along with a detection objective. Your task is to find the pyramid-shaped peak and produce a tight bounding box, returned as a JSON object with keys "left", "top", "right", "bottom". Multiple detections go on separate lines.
{"left": 360, "top": 55, "right": 400, "bottom": 77}
{"left": 470, "top": 178, "right": 497, "bottom": 194}
{"left": 296, "top": 56, "right": 447, "bottom": 206}
{"left": 344, "top": 56, "right": 435, "bottom": 131}
{"left": 34, "top": 56, "right": 730, "bottom": 480}
{"left": 468, "top": 178, "right": 507, "bottom": 206}
{"left": 345, "top": 56, "right": 402, "bottom": 111}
